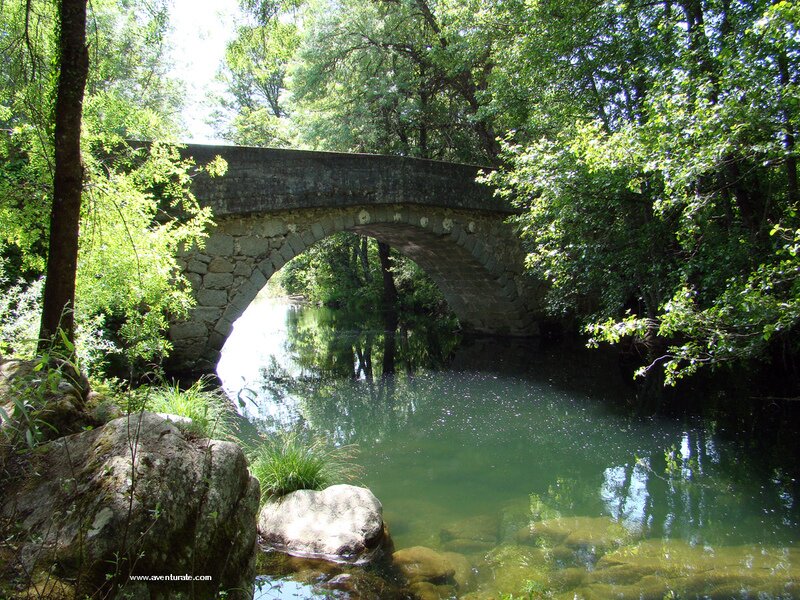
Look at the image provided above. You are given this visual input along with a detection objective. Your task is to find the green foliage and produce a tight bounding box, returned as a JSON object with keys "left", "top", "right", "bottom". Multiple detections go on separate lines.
{"left": 278, "top": 232, "right": 449, "bottom": 316}
{"left": 0, "top": 347, "right": 85, "bottom": 451}
{"left": 486, "top": 0, "right": 800, "bottom": 384}
{"left": 0, "top": 0, "right": 216, "bottom": 375}
{"left": 77, "top": 140, "right": 216, "bottom": 366}
{"left": 134, "top": 378, "right": 235, "bottom": 440}
{"left": 248, "top": 429, "right": 360, "bottom": 501}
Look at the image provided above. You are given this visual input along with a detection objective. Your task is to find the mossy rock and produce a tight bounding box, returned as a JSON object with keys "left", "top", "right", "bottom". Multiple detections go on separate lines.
{"left": 393, "top": 546, "right": 456, "bottom": 586}
{"left": 440, "top": 514, "right": 500, "bottom": 545}
{"left": 517, "top": 516, "right": 632, "bottom": 551}
{"left": 441, "top": 551, "right": 475, "bottom": 591}
{"left": 482, "top": 544, "right": 553, "bottom": 597}
{"left": 409, "top": 581, "right": 458, "bottom": 599}
{"left": 593, "top": 540, "right": 800, "bottom": 597}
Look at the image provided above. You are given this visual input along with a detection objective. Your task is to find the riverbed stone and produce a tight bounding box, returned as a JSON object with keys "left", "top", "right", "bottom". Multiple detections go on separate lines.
{"left": 516, "top": 516, "right": 632, "bottom": 551}
{"left": 392, "top": 546, "right": 456, "bottom": 586}
{"left": 258, "top": 484, "right": 386, "bottom": 564}
{"left": 587, "top": 540, "right": 800, "bottom": 597}
{"left": 409, "top": 581, "right": 457, "bottom": 600}
{"left": 1, "top": 411, "right": 260, "bottom": 599}
{"left": 440, "top": 514, "right": 499, "bottom": 554}
{"left": 441, "top": 551, "right": 475, "bottom": 591}
{"left": 482, "top": 544, "right": 551, "bottom": 597}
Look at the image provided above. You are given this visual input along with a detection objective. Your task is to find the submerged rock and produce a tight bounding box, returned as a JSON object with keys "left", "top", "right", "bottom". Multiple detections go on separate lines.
{"left": 440, "top": 514, "right": 499, "bottom": 554}
{"left": 1, "top": 411, "right": 259, "bottom": 599}
{"left": 258, "top": 484, "right": 386, "bottom": 564}
{"left": 516, "top": 516, "right": 633, "bottom": 551}
{"left": 583, "top": 540, "right": 800, "bottom": 598}
{"left": 392, "top": 545, "right": 456, "bottom": 585}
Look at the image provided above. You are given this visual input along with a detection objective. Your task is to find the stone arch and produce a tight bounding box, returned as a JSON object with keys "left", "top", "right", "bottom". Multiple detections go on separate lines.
{"left": 169, "top": 204, "right": 539, "bottom": 372}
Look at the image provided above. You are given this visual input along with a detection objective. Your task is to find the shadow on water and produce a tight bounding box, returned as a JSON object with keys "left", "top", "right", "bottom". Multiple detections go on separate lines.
{"left": 218, "top": 298, "right": 800, "bottom": 599}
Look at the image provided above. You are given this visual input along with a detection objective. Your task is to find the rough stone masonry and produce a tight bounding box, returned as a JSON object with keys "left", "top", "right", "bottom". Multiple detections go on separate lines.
{"left": 168, "top": 144, "right": 542, "bottom": 372}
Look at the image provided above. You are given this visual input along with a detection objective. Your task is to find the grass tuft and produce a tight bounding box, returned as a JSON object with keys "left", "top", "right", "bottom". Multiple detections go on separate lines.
{"left": 248, "top": 430, "right": 360, "bottom": 502}
{"left": 145, "top": 377, "right": 235, "bottom": 440}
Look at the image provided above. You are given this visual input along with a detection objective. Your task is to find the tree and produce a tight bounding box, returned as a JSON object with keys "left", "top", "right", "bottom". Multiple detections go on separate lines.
{"left": 38, "top": 0, "right": 89, "bottom": 350}
{"left": 1, "top": 0, "right": 216, "bottom": 372}
{"left": 488, "top": 0, "right": 800, "bottom": 386}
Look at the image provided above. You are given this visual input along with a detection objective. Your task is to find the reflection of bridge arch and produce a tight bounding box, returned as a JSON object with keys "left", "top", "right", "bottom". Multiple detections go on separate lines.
{"left": 167, "top": 144, "right": 541, "bottom": 372}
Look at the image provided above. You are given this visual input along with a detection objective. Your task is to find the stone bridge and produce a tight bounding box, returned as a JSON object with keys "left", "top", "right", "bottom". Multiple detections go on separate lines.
{"left": 168, "top": 144, "right": 541, "bottom": 372}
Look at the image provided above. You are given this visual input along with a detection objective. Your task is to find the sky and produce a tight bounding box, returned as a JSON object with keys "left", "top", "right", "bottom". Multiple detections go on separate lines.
{"left": 167, "top": 0, "right": 243, "bottom": 144}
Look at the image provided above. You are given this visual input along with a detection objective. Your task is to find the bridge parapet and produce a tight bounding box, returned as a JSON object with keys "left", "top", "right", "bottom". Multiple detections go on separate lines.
{"left": 182, "top": 144, "right": 510, "bottom": 216}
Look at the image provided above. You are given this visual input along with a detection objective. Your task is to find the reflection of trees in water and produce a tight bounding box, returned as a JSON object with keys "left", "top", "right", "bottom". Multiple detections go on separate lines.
{"left": 597, "top": 427, "right": 799, "bottom": 545}
{"left": 236, "top": 304, "right": 800, "bottom": 547}
{"left": 284, "top": 306, "right": 460, "bottom": 382}
{"left": 244, "top": 307, "right": 461, "bottom": 444}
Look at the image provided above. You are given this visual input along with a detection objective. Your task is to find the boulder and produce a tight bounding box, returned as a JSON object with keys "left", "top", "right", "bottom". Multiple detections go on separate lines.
{"left": 1, "top": 411, "right": 259, "bottom": 599}
{"left": 258, "top": 484, "right": 386, "bottom": 564}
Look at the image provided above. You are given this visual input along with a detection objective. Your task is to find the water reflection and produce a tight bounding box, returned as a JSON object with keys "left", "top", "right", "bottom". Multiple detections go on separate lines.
{"left": 220, "top": 297, "right": 800, "bottom": 598}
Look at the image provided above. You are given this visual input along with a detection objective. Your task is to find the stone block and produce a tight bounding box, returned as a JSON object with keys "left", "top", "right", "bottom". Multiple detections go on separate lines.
{"left": 205, "top": 234, "right": 234, "bottom": 256}
{"left": 191, "top": 307, "right": 223, "bottom": 323}
{"left": 286, "top": 233, "right": 305, "bottom": 255}
{"left": 214, "top": 319, "right": 233, "bottom": 336}
{"left": 300, "top": 229, "right": 315, "bottom": 247}
{"left": 203, "top": 272, "right": 234, "bottom": 289}
{"left": 463, "top": 235, "right": 477, "bottom": 253}
{"left": 234, "top": 261, "right": 253, "bottom": 277}
{"left": 279, "top": 243, "right": 295, "bottom": 262}
{"left": 187, "top": 260, "right": 208, "bottom": 274}
{"left": 186, "top": 272, "right": 202, "bottom": 290}
{"left": 169, "top": 321, "right": 207, "bottom": 340}
{"left": 208, "top": 331, "right": 226, "bottom": 350}
{"left": 263, "top": 219, "right": 288, "bottom": 237}
{"left": 222, "top": 218, "right": 250, "bottom": 236}
{"left": 222, "top": 303, "right": 245, "bottom": 325}
{"left": 257, "top": 258, "right": 275, "bottom": 279}
{"left": 238, "top": 236, "right": 271, "bottom": 257}
{"left": 269, "top": 250, "right": 286, "bottom": 271}
{"left": 208, "top": 257, "right": 235, "bottom": 273}
{"left": 249, "top": 267, "right": 267, "bottom": 291}
{"left": 311, "top": 222, "right": 325, "bottom": 240}
{"left": 197, "top": 289, "right": 228, "bottom": 307}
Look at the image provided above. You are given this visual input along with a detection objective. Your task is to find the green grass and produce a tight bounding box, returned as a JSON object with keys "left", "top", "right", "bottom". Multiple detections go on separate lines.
{"left": 144, "top": 377, "right": 235, "bottom": 440}
{"left": 248, "top": 430, "right": 360, "bottom": 502}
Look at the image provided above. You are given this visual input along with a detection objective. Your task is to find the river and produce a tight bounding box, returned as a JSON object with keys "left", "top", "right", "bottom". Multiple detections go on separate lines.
{"left": 217, "top": 294, "right": 800, "bottom": 599}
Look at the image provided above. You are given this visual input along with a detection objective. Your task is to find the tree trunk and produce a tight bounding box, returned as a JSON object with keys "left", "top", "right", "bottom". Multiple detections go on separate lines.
{"left": 377, "top": 241, "right": 398, "bottom": 308}
{"left": 38, "top": 0, "right": 89, "bottom": 351}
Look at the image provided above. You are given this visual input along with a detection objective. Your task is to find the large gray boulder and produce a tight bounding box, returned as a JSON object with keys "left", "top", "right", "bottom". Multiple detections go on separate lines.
{"left": 1, "top": 411, "right": 260, "bottom": 599}
{"left": 258, "top": 484, "right": 386, "bottom": 564}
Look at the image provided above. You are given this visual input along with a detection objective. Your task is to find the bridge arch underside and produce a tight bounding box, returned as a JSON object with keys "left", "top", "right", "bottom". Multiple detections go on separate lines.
{"left": 169, "top": 205, "right": 539, "bottom": 372}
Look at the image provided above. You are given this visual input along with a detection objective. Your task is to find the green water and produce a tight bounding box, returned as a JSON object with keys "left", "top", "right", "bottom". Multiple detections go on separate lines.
{"left": 218, "top": 297, "right": 800, "bottom": 599}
